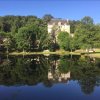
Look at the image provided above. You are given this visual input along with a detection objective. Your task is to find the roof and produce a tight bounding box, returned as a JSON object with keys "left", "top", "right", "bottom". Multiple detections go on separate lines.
{"left": 48, "top": 19, "right": 69, "bottom": 25}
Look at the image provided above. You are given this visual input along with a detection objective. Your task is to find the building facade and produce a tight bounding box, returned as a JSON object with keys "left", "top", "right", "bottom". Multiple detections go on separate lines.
{"left": 48, "top": 19, "right": 70, "bottom": 34}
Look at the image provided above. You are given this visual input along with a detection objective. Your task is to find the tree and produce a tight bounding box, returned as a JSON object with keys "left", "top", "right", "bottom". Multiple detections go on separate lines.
{"left": 81, "top": 16, "right": 94, "bottom": 25}
{"left": 16, "top": 26, "right": 36, "bottom": 51}
{"left": 69, "top": 20, "right": 80, "bottom": 33}
{"left": 42, "top": 14, "right": 54, "bottom": 23}
{"left": 16, "top": 20, "right": 51, "bottom": 51}
{"left": 93, "top": 25, "right": 100, "bottom": 48}
{"left": 58, "top": 56, "right": 70, "bottom": 73}
{"left": 0, "top": 15, "right": 51, "bottom": 52}
{"left": 57, "top": 32, "right": 70, "bottom": 50}
{"left": 73, "top": 17, "right": 100, "bottom": 50}
{"left": 36, "top": 25, "right": 51, "bottom": 50}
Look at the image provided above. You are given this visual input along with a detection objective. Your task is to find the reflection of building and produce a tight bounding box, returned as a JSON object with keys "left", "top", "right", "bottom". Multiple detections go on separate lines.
{"left": 48, "top": 60, "right": 70, "bottom": 82}
{"left": 60, "top": 72, "right": 70, "bottom": 81}
{"left": 48, "top": 72, "right": 70, "bottom": 82}
{"left": 0, "top": 36, "right": 8, "bottom": 51}
{"left": 0, "top": 36, "right": 4, "bottom": 51}
{"left": 48, "top": 71, "right": 70, "bottom": 82}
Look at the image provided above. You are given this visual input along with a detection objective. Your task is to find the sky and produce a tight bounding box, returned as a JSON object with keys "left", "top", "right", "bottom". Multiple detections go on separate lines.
{"left": 0, "top": 0, "right": 100, "bottom": 23}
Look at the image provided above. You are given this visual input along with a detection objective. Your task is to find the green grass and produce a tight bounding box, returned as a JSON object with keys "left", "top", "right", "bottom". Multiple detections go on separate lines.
{"left": 86, "top": 53, "right": 100, "bottom": 58}
{"left": 94, "top": 49, "right": 100, "bottom": 52}
{"left": 9, "top": 50, "right": 80, "bottom": 56}
{"left": 3, "top": 48, "right": 100, "bottom": 58}
{"left": 81, "top": 48, "right": 100, "bottom": 58}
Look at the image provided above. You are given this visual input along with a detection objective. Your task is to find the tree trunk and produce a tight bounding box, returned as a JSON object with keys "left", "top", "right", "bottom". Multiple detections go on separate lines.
{"left": 7, "top": 46, "right": 9, "bottom": 54}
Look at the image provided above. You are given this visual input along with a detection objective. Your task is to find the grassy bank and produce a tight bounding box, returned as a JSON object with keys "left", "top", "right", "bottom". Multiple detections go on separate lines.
{"left": 75, "top": 48, "right": 100, "bottom": 58}
{"left": 2, "top": 48, "right": 100, "bottom": 58}
{"left": 9, "top": 50, "right": 80, "bottom": 56}
{"left": 85, "top": 53, "right": 100, "bottom": 58}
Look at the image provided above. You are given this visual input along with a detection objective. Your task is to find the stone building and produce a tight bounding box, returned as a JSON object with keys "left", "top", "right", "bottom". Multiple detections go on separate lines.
{"left": 48, "top": 19, "right": 70, "bottom": 34}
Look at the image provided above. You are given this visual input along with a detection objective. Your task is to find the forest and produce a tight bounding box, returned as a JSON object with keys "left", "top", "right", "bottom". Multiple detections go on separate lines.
{"left": 0, "top": 15, "right": 100, "bottom": 53}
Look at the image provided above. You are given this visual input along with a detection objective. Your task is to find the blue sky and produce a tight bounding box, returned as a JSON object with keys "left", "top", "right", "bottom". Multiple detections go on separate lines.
{"left": 0, "top": 0, "right": 100, "bottom": 23}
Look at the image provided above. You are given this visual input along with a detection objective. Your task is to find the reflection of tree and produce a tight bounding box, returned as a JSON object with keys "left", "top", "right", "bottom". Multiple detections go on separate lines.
{"left": 43, "top": 80, "right": 53, "bottom": 88}
{"left": 78, "top": 67, "right": 97, "bottom": 94}
{"left": 0, "top": 55, "right": 49, "bottom": 85}
{"left": 0, "top": 54, "right": 100, "bottom": 95}
{"left": 58, "top": 56, "right": 71, "bottom": 73}
{"left": 48, "top": 55, "right": 71, "bottom": 82}
{"left": 95, "top": 58, "right": 100, "bottom": 68}
{"left": 13, "top": 56, "right": 49, "bottom": 85}
{"left": 71, "top": 57, "right": 100, "bottom": 95}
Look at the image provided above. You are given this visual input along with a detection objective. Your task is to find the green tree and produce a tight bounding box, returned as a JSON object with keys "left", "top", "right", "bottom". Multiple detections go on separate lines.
{"left": 16, "top": 26, "right": 36, "bottom": 51}
{"left": 81, "top": 16, "right": 94, "bottom": 25}
{"left": 36, "top": 25, "right": 51, "bottom": 50}
{"left": 69, "top": 20, "right": 80, "bottom": 33}
{"left": 57, "top": 32, "right": 70, "bottom": 50}
{"left": 43, "top": 14, "right": 54, "bottom": 23}
{"left": 58, "top": 56, "right": 70, "bottom": 73}
{"left": 74, "top": 23, "right": 100, "bottom": 50}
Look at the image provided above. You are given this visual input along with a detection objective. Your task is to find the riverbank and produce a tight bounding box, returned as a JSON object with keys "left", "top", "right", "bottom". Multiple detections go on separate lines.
{"left": 85, "top": 53, "right": 100, "bottom": 58}
{"left": 9, "top": 51, "right": 81, "bottom": 56}
{"left": 1, "top": 49, "right": 100, "bottom": 58}
{"left": 75, "top": 48, "right": 100, "bottom": 58}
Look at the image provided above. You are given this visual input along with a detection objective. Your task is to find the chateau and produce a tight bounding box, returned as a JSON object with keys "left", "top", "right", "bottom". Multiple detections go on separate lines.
{"left": 48, "top": 19, "right": 70, "bottom": 34}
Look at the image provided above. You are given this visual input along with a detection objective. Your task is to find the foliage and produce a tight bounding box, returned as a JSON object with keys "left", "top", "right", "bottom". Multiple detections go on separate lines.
{"left": 58, "top": 56, "right": 70, "bottom": 73}
{"left": 42, "top": 14, "right": 54, "bottom": 23}
{"left": 0, "top": 55, "right": 100, "bottom": 95}
{"left": 69, "top": 20, "right": 80, "bottom": 33}
{"left": 16, "top": 26, "right": 35, "bottom": 51}
{"left": 57, "top": 32, "right": 70, "bottom": 50}
{"left": 81, "top": 16, "right": 94, "bottom": 25}
{"left": 0, "top": 15, "right": 100, "bottom": 52}
{"left": 0, "top": 15, "right": 51, "bottom": 52}
{"left": 74, "top": 17, "right": 100, "bottom": 49}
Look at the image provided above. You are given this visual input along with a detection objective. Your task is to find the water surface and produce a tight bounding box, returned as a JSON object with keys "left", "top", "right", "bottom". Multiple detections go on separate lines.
{"left": 0, "top": 55, "right": 100, "bottom": 100}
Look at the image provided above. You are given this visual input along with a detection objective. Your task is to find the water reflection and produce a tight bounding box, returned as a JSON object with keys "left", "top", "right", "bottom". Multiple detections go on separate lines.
{"left": 0, "top": 54, "right": 100, "bottom": 96}
{"left": 48, "top": 60, "right": 70, "bottom": 82}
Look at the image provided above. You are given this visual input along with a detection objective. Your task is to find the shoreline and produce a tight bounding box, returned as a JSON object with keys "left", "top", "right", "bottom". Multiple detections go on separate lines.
{"left": 0, "top": 50, "right": 100, "bottom": 58}
{"left": 8, "top": 51, "right": 81, "bottom": 56}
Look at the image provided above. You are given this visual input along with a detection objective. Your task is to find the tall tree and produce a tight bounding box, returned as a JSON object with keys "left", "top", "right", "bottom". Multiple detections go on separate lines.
{"left": 74, "top": 21, "right": 100, "bottom": 50}
{"left": 81, "top": 16, "right": 94, "bottom": 25}
{"left": 16, "top": 26, "right": 36, "bottom": 51}
{"left": 43, "top": 14, "right": 54, "bottom": 23}
{"left": 69, "top": 20, "right": 80, "bottom": 33}
{"left": 57, "top": 32, "right": 70, "bottom": 50}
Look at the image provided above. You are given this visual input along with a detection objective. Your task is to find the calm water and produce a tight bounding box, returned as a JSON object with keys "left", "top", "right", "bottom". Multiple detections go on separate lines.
{"left": 0, "top": 54, "right": 100, "bottom": 100}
